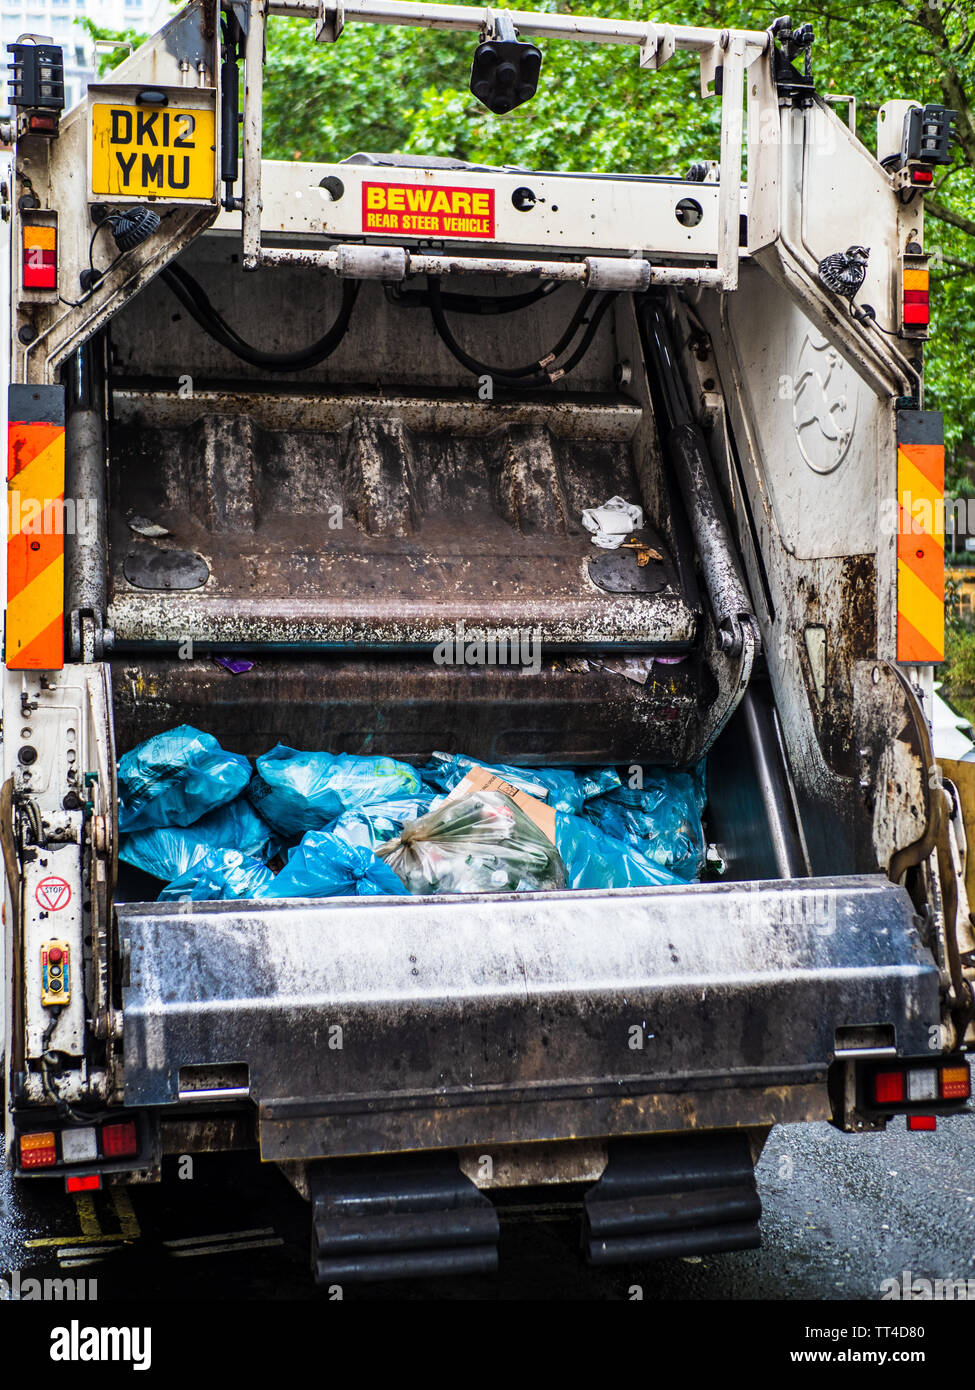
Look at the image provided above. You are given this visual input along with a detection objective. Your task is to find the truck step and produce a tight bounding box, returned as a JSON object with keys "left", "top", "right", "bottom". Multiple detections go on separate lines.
{"left": 583, "top": 1133, "right": 762, "bottom": 1265}
{"left": 310, "top": 1151, "right": 499, "bottom": 1284}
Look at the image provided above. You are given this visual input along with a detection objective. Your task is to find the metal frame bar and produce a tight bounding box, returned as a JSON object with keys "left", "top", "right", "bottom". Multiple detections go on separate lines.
{"left": 255, "top": 243, "right": 726, "bottom": 288}
{"left": 242, "top": 0, "right": 769, "bottom": 288}
{"left": 269, "top": 0, "right": 769, "bottom": 49}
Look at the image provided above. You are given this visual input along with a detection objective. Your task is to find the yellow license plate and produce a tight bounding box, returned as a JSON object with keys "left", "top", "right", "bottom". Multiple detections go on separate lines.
{"left": 90, "top": 103, "right": 216, "bottom": 200}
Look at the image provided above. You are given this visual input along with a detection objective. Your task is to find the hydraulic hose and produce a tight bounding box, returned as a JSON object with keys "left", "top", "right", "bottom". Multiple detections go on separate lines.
{"left": 160, "top": 262, "right": 360, "bottom": 371}
{"left": 386, "top": 281, "right": 561, "bottom": 314}
{"left": 427, "top": 277, "right": 615, "bottom": 386}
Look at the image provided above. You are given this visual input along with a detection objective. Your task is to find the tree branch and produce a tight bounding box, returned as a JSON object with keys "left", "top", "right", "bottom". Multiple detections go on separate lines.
{"left": 933, "top": 254, "right": 975, "bottom": 275}
{"left": 927, "top": 198, "right": 975, "bottom": 238}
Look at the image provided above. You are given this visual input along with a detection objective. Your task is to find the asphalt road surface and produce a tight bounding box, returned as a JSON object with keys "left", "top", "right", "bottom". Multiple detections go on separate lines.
{"left": 2, "top": 1113, "right": 973, "bottom": 1301}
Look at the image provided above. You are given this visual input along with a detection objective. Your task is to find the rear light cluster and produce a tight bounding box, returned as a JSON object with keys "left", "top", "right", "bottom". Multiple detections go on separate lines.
{"left": 18, "top": 1118, "right": 138, "bottom": 1171}
{"left": 870, "top": 1061, "right": 970, "bottom": 1109}
{"left": 22, "top": 222, "right": 56, "bottom": 290}
{"left": 902, "top": 262, "right": 929, "bottom": 328}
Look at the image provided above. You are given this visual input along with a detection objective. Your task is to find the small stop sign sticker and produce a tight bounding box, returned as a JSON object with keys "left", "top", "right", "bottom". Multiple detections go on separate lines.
{"left": 35, "top": 876, "right": 71, "bottom": 911}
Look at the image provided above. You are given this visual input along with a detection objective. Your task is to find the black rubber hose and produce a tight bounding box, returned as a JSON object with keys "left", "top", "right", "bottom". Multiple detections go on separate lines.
{"left": 427, "top": 276, "right": 602, "bottom": 383}
{"left": 160, "top": 262, "right": 360, "bottom": 370}
{"left": 386, "top": 281, "right": 561, "bottom": 314}
{"left": 547, "top": 290, "right": 619, "bottom": 377}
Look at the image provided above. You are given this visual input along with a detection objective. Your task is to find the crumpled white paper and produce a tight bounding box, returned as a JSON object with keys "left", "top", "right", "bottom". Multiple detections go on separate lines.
{"left": 581, "top": 494, "right": 645, "bottom": 549}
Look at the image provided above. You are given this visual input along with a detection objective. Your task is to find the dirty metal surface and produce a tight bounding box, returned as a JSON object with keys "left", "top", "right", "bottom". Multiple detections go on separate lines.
{"left": 118, "top": 875, "right": 938, "bottom": 1158}
{"left": 106, "top": 395, "right": 699, "bottom": 651}
{"left": 587, "top": 527, "right": 673, "bottom": 594}
{"left": 109, "top": 655, "right": 703, "bottom": 763}
{"left": 122, "top": 544, "right": 210, "bottom": 591}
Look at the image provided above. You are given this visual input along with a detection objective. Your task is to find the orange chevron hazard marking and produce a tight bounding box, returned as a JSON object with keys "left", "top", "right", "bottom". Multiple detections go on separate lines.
{"left": 897, "top": 440, "right": 944, "bottom": 663}
{"left": 6, "top": 417, "right": 64, "bottom": 670}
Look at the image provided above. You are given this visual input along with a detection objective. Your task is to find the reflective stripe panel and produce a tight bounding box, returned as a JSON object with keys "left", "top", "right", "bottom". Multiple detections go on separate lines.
{"left": 6, "top": 386, "right": 65, "bottom": 670}
{"left": 896, "top": 414, "right": 944, "bottom": 664}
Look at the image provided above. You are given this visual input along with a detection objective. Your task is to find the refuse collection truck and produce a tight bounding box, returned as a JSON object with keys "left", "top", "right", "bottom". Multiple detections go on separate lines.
{"left": 4, "top": 0, "right": 973, "bottom": 1283}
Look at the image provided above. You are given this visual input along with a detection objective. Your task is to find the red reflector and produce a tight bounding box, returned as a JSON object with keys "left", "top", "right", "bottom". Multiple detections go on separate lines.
{"left": 911, "top": 168, "right": 934, "bottom": 184}
{"left": 903, "top": 290, "right": 929, "bottom": 305}
{"left": 66, "top": 1173, "right": 101, "bottom": 1192}
{"left": 27, "top": 113, "right": 57, "bottom": 132}
{"left": 101, "top": 1120, "right": 138, "bottom": 1158}
{"left": 908, "top": 1115, "right": 937, "bottom": 1131}
{"left": 904, "top": 304, "right": 930, "bottom": 325}
{"left": 874, "top": 1071, "right": 906, "bottom": 1104}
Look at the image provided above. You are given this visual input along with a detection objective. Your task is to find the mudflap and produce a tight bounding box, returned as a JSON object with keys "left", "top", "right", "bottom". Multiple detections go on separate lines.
{"left": 117, "top": 874, "right": 940, "bottom": 1159}
{"left": 310, "top": 1150, "right": 499, "bottom": 1284}
{"left": 583, "top": 1131, "right": 762, "bottom": 1265}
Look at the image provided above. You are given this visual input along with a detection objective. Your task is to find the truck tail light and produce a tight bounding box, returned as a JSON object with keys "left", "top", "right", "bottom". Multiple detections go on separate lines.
{"left": 22, "top": 224, "right": 56, "bottom": 290}
{"left": 101, "top": 1120, "right": 138, "bottom": 1158}
{"left": 871, "top": 1060, "right": 970, "bottom": 1108}
{"left": 903, "top": 295, "right": 929, "bottom": 325}
{"left": 907, "top": 1067, "right": 938, "bottom": 1101}
{"left": 59, "top": 1125, "right": 98, "bottom": 1164}
{"left": 940, "top": 1065, "right": 971, "bottom": 1100}
{"left": 901, "top": 248, "right": 930, "bottom": 333}
{"left": 873, "top": 1071, "right": 905, "bottom": 1104}
{"left": 19, "top": 1131, "right": 58, "bottom": 1168}
{"left": 907, "top": 1115, "right": 937, "bottom": 1131}
{"left": 903, "top": 270, "right": 929, "bottom": 326}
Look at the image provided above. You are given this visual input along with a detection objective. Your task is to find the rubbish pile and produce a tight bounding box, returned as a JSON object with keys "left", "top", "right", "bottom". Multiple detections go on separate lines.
{"left": 116, "top": 726, "right": 707, "bottom": 903}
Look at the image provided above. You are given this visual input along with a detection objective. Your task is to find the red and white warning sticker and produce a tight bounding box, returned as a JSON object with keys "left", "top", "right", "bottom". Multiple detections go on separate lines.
{"left": 362, "top": 181, "right": 495, "bottom": 239}
{"left": 35, "top": 876, "right": 71, "bottom": 911}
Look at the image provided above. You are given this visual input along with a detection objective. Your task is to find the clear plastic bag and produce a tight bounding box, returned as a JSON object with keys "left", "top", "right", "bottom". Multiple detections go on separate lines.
{"left": 556, "top": 812, "right": 685, "bottom": 890}
{"left": 582, "top": 766, "right": 705, "bottom": 881}
{"left": 261, "top": 830, "right": 407, "bottom": 898}
{"left": 119, "top": 797, "right": 278, "bottom": 882}
{"left": 329, "top": 795, "right": 437, "bottom": 853}
{"left": 158, "top": 847, "right": 275, "bottom": 902}
{"left": 247, "top": 744, "right": 422, "bottom": 837}
{"left": 118, "top": 725, "right": 252, "bottom": 833}
{"left": 378, "top": 790, "right": 566, "bottom": 895}
{"left": 421, "top": 752, "right": 619, "bottom": 815}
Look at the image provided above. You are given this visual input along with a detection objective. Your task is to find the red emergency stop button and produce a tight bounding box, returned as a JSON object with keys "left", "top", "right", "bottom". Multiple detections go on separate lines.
{"left": 49, "top": 947, "right": 63, "bottom": 964}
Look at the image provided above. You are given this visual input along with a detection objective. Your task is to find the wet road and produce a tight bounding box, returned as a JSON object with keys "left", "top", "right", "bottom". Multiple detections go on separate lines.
{"left": 3, "top": 1111, "right": 974, "bottom": 1301}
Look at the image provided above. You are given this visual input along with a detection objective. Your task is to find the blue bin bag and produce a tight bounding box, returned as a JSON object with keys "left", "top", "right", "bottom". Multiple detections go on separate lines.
{"left": 119, "top": 798, "right": 279, "bottom": 882}
{"left": 261, "top": 831, "right": 408, "bottom": 898}
{"left": 329, "top": 795, "right": 438, "bottom": 852}
{"left": 158, "top": 847, "right": 275, "bottom": 902}
{"left": 421, "top": 752, "right": 619, "bottom": 815}
{"left": 582, "top": 767, "right": 706, "bottom": 881}
{"left": 555, "top": 812, "right": 685, "bottom": 891}
{"left": 248, "top": 745, "right": 422, "bottom": 838}
{"left": 118, "top": 725, "right": 252, "bottom": 833}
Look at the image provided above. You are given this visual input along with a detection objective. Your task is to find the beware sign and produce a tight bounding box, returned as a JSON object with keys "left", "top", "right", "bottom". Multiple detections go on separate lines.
{"left": 362, "top": 182, "right": 495, "bottom": 239}
{"left": 35, "top": 875, "right": 71, "bottom": 911}
{"left": 90, "top": 102, "right": 216, "bottom": 200}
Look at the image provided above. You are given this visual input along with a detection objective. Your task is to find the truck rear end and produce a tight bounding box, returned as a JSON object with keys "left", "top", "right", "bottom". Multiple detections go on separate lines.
{"left": 4, "top": 1, "right": 973, "bottom": 1283}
